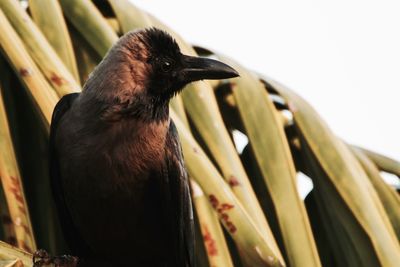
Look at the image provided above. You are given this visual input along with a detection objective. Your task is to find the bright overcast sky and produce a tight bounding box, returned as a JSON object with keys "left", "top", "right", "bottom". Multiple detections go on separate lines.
{"left": 133, "top": 0, "right": 400, "bottom": 161}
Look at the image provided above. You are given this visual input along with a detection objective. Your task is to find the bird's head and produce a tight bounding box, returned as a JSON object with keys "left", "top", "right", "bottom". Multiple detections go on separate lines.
{"left": 113, "top": 28, "right": 238, "bottom": 101}
{"left": 137, "top": 28, "right": 238, "bottom": 99}
{"left": 83, "top": 28, "right": 238, "bottom": 121}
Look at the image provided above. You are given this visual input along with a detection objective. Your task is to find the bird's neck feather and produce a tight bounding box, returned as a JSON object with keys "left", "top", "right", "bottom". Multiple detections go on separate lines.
{"left": 100, "top": 116, "right": 171, "bottom": 186}
{"left": 69, "top": 94, "right": 171, "bottom": 181}
{"left": 80, "top": 54, "right": 170, "bottom": 122}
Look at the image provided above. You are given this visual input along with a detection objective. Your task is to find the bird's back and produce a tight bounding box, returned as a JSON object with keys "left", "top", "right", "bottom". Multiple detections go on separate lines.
{"left": 51, "top": 94, "right": 193, "bottom": 266}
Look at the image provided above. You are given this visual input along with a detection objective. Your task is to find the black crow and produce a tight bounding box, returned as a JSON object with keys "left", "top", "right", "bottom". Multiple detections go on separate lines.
{"left": 37, "top": 28, "right": 238, "bottom": 267}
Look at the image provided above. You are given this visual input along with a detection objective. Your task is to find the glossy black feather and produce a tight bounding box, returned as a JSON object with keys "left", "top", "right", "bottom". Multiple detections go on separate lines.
{"left": 49, "top": 93, "right": 92, "bottom": 256}
{"left": 50, "top": 94, "right": 194, "bottom": 267}
{"left": 164, "top": 121, "right": 195, "bottom": 267}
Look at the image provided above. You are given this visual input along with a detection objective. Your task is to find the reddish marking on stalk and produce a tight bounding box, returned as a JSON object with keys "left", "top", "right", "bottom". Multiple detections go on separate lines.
{"left": 9, "top": 187, "right": 24, "bottom": 203}
{"left": 21, "top": 241, "right": 33, "bottom": 253}
{"left": 21, "top": 224, "right": 31, "bottom": 235}
{"left": 193, "top": 147, "right": 199, "bottom": 153}
{"left": 218, "top": 203, "right": 234, "bottom": 213}
{"left": 221, "top": 203, "right": 234, "bottom": 210}
{"left": 228, "top": 176, "right": 240, "bottom": 187}
{"left": 226, "top": 221, "right": 237, "bottom": 234}
{"left": 9, "top": 176, "right": 29, "bottom": 231}
{"left": 18, "top": 206, "right": 27, "bottom": 214}
{"left": 203, "top": 225, "right": 218, "bottom": 256}
{"left": 208, "top": 194, "right": 237, "bottom": 235}
{"left": 50, "top": 72, "right": 65, "bottom": 86}
{"left": 9, "top": 176, "right": 25, "bottom": 209}
{"left": 19, "top": 68, "right": 31, "bottom": 77}
{"left": 221, "top": 213, "right": 229, "bottom": 222}
{"left": 209, "top": 194, "right": 219, "bottom": 209}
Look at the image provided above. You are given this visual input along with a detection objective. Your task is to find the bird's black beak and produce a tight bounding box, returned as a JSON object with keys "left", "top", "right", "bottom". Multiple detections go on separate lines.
{"left": 181, "top": 55, "right": 239, "bottom": 83}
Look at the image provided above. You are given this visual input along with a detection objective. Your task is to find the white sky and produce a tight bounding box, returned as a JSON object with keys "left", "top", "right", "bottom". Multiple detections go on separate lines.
{"left": 133, "top": 0, "right": 400, "bottom": 161}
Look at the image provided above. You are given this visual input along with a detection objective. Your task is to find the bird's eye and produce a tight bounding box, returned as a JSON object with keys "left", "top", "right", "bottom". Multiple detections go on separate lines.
{"left": 161, "top": 61, "right": 172, "bottom": 72}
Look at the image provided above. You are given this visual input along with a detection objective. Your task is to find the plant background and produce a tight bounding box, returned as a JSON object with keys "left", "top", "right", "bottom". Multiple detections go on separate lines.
{"left": 132, "top": 0, "right": 400, "bottom": 193}
{"left": 0, "top": 1, "right": 399, "bottom": 266}
{"left": 133, "top": 0, "right": 400, "bottom": 159}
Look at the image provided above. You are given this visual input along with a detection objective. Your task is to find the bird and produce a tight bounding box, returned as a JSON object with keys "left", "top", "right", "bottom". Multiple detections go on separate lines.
{"left": 38, "top": 28, "right": 238, "bottom": 267}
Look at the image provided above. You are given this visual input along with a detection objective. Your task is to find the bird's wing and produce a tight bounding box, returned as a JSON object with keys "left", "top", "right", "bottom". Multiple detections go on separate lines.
{"left": 49, "top": 93, "right": 92, "bottom": 256}
{"left": 164, "top": 120, "right": 195, "bottom": 267}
